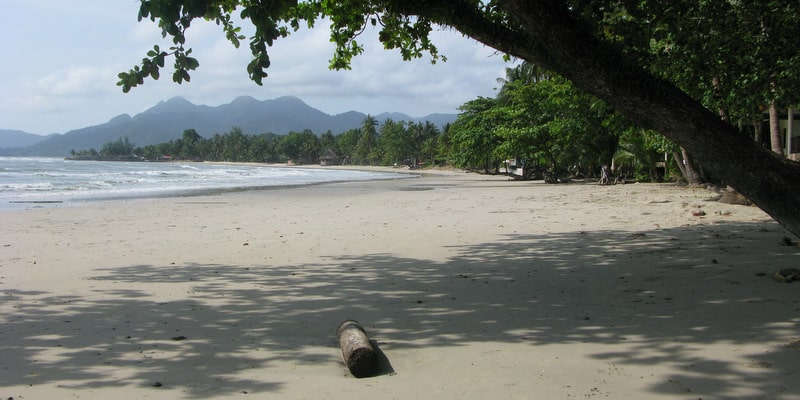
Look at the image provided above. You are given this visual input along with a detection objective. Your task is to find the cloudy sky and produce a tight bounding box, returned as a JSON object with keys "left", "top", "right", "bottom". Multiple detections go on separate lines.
{"left": 1, "top": 1, "right": 513, "bottom": 135}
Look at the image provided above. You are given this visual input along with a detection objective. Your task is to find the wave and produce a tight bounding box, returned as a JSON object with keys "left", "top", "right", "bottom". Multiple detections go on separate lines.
{"left": 0, "top": 158, "right": 408, "bottom": 209}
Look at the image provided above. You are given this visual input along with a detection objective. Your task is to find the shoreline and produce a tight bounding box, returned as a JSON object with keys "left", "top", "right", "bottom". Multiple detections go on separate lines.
{"left": 2, "top": 172, "right": 799, "bottom": 399}
{"left": 0, "top": 161, "right": 421, "bottom": 212}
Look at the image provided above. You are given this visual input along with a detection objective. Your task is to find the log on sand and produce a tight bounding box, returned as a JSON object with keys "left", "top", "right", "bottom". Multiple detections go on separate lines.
{"left": 336, "top": 320, "right": 378, "bottom": 378}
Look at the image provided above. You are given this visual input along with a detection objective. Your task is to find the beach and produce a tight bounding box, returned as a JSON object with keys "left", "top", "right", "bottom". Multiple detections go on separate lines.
{"left": 1, "top": 168, "right": 799, "bottom": 399}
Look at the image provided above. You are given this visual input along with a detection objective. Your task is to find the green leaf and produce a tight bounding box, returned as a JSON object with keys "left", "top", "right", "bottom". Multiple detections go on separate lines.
{"left": 185, "top": 57, "right": 200, "bottom": 70}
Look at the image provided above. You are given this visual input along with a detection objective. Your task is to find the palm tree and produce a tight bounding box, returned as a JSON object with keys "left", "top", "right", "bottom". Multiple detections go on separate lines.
{"left": 356, "top": 115, "right": 379, "bottom": 165}
{"left": 496, "top": 62, "right": 553, "bottom": 95}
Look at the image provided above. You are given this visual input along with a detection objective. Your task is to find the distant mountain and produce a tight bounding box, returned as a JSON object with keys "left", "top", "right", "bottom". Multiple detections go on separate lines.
{"left": 0, "top": 129, "right": 52, "bottom": 150}
{"left": 1, "top": 96, "right": 457, "bottom": 157}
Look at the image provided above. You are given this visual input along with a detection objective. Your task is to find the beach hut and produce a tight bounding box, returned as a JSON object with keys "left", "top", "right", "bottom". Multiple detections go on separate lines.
{"left": 319, "top": 148, "right": 340, "bottom": 166}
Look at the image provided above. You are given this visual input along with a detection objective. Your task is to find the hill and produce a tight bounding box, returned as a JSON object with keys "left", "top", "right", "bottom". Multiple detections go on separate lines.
{"left": 0, "top": 129, "right": 53, "bottom": 150}
{"left": 1, "top": 96, "right": 457, "bottom": 157}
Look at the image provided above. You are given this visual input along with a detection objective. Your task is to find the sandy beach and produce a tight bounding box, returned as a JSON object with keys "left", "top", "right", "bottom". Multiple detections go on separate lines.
{"left": 1, "top": 168, "right": 799, "bottom": 399}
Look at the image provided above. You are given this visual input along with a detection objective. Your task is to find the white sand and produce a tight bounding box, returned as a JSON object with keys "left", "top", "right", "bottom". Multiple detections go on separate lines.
{"left": 2, "top": 169, "right": 799, "bottom": 399}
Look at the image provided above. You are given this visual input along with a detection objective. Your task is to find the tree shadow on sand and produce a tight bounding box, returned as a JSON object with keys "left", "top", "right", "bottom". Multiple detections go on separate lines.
{"left": 1, "top": 220, "right": 798, "bottom": 398}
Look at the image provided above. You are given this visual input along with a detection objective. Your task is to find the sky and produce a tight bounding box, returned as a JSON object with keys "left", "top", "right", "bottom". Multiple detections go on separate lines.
{"left": 0, "top": 1, "right": 514, "bottom": 135}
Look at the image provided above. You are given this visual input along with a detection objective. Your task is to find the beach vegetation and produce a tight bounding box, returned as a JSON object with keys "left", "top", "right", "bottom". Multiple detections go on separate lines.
{"left": 355, "top": 116, "right": 380, "bottom": 165}
{"left": 448, "top": 67, "right": 661, "bottom": 181}
{"left": 69, "top": 147, "right": 99, "bottom": 159}
{"left": 118, "top": 0, "right": 800, "bottom": 236}
{"left": 69, "top": 136, "right": 138, "bottom": 160}
{"left": 319, "top": 130, "right": 337, "bottom": 156}
{"left": 66, "top": 115, "right": 448, "bottom": 167}
{"left": 101, "top": 136, "right": 137, "bottom": 157}
{"left": 280, "top": 129, "right": 321, "bottom": 164}
{"left": 377, "top": 119, "right": 441, "bottom": 168}
{"left": 448, "top": 97, "right": 502, "bottom": 174}
{"left": 333, "top": 128, "right": 361, "bottom": 164}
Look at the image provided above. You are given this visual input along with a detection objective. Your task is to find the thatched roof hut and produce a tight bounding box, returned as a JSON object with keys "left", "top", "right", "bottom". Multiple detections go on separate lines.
{"left": 319, "top": 148, "right": 340, "bottom": 166}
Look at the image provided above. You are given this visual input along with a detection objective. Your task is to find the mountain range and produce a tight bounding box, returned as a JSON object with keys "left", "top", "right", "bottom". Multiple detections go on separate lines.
{"left": 0, "top": 96, "right": 458, "bottom": 157}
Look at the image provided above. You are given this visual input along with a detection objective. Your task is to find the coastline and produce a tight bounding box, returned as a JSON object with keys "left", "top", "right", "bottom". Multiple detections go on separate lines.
{"left": 0, "top": 160, "right": 417, "bottom": 212}
{"left": 2, "top": 171, "right": 799, "bottom": 399}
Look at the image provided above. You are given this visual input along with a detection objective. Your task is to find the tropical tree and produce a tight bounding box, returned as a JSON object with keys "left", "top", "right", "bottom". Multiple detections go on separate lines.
{"left": 355, "top": 115, "right": 380, "bottom": 165}
{"left": 594, "top": 1, "right": 800, "bottom": 155}
{"left": 455, "top": 71, "right": 620, "bottom": 180}
{"left": 279, "top": 130, "right": 320, "bottom": 163}
{"left": 100, "top": 136, "right": 136, "bottom": 157}
{"left": 221, "top": 127, "right": 250, "bottom": 162}
{"left": 336, "top": 128, "right": 360, "bottom": 164}
{"left": 117, "top": 0, "right": 800, "bottom": 237}
{"left": 407, "top": 121, "right": 440, "bottom": 166}
{"left": 449, "top": 97, "right": 502, "bottom": 173}
{"left": 379, "top": 119, "right": 409, "bottom": 165}
{"left": 319, "top": 130, "right": 337, "bottom": 154}
{"left": 249, "top": 133, "right": 280, "bottom": 162}
{"left": 435, "top": 123, "right": 453, "bottom": 166}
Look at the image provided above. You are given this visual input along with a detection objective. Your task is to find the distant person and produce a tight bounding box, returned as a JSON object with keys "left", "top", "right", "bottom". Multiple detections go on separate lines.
{"left": 599, "top": 164, "right": 610, "bottom": 185}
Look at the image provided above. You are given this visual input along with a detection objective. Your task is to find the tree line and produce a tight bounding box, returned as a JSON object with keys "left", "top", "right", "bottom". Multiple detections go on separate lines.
{"left": 72, "top": 65, "right": 721, "bottom": 183}
{"left": 78, "top": 52, "right": 792, "bottom": 187}
{"left": 75, "top": 74, "right": 688, "bottom": 183}
{"left": 72, "top": 118, "right": 444, "bottom": 167}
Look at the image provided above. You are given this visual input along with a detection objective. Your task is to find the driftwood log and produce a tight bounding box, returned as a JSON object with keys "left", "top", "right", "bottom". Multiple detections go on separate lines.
{"left": 336, "top": 320, "right": 378, "bottom": 378}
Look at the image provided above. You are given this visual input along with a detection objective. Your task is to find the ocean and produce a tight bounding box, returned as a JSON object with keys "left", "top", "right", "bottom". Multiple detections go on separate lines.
{"left": 0, "top": 157, "right": 409, "bottom": 210}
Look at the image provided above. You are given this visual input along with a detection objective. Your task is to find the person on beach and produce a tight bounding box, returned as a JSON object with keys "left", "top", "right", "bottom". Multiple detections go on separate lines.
{"left": 599, "top": 164, "right": 610, "bottom": 185}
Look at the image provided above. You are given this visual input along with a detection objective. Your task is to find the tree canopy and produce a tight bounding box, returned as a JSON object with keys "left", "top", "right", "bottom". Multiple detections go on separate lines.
{"left": 119, "top": 0, "right": 800, "bottom": 237}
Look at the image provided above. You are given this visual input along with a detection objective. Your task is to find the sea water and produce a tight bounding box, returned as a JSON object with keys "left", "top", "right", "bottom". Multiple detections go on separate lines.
{"left": 0, "top": 157, "right": 409, "bottom": 209}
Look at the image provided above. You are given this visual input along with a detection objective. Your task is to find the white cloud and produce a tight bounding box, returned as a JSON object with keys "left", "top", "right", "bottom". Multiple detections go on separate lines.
{"left": 37, "top": 66, "right": 119, "bottom": 97}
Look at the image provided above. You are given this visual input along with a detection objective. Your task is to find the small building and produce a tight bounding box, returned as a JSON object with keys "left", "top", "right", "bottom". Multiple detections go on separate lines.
{"left": 758, "top": 107, "right": 799, "bottom": 161}
{"left": 502, "top": 159, "right": 524, "bottom": 176}
{"left": 319, "top": 149, "right": 340, "bottom": 166}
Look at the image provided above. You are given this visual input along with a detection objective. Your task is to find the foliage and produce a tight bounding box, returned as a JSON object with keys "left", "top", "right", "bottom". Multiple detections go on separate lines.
{"left": 116, "top": 0, "right": 792, "bottom": 176}
{"left": 449, "top": 68, "right": 626, "bottom": 179}
{"left": 280, "top": 129, "right": 320, "bottom": 163}
{"left": 355, "top": 115, "right": 380, "bottom": 165}
{"left": 101, "top": 136, "right": 137, "bottom": 157}
{"left": 448, "top": 97, "right": 502, "bottom": 173}
{"left": 118, "top": 0, "right": 446, "bottom": 92}
{"left": 114, "top": 0, "right": 800, "bottom": 237}
{"left": 70, "top": 136, "right": 138, "bottom": 160}
{"left": 378, "top": 119, "right": 408, "bottom": 165}
{"left": 578, "top": 0, "right": 800, "bottom": 138}
{"left": 68, "top": 116, "right": 446, "bottom": 167}
{"left": 118, "top": 0, "right": 797, "bottom": 120}
{"left": 69, "top": 147, "right": 99, "bottom": 159}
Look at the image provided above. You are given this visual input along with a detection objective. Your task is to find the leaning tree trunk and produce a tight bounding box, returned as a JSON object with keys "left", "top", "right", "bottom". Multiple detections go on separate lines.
{"left": 672, "top": 151, "right": 688, "bottom": 179}
{"left": 680, "top": 147, "right": 701, "bottom": 184}
{"left": 391, "top": 0, "right": 800, "bottom": 237}
{"left": 672, "top": 148, "right": 700, "bottom": 185}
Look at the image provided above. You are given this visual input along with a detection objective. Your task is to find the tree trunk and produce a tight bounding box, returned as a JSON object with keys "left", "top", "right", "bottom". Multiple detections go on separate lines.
{"left": 769, "top": 102, "right": 784, "bottom": 155}
{"left": 672, "top": 148, "right": 700, "bottom": 184}
{"left": 672, "top": 151, "right": 688, "bottom": 179}
{"left": 712, "top": 76, "right": 729, "bottom": 122}
{"left": 753, "top": 118, "right": 764, "bottom": 146}
{"left": 681, "top": 147, "right": 701, "bottom": 184}
{"left": 788, "top": 106, "right": 795, "bottom": 160}
{"left": 393, "top": 0, "right": 800, "bottom": 237}
{"left": 336, "top": 320, "right": 378, "bottom": 378}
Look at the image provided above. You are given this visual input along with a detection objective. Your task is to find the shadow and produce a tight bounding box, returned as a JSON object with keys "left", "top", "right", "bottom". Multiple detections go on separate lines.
{"left": 369, "top": 340, "right": 395, "bottom": 377}
{"left": 2, "top": 220, "right": 798, "bottom": 398}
